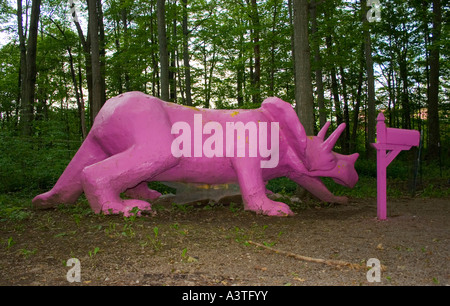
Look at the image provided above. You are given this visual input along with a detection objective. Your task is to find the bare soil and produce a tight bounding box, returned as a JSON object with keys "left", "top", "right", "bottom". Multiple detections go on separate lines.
{"left": 0, "top": 196, "right": 448, "bottom": 286}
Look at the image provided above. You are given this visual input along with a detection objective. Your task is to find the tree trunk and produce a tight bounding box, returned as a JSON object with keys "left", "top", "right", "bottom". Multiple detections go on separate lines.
{"left": 88, "top": 0, "right": 102, "bottom": 122}
{"left": 237, "top": 32, "right": 244, "bottom": 107}
{"left": 71, "top": 1, "right": 93, "bottom": 126}
{"left": 340, "top": 66, "right": 350, "bottom": 154}
{"left": 157, "top": 0, "right": 170, "bottom": 102}
{"left": 18, "top": 0, "right": 41, "bottom": 136}
{"left": 269, "top": 0, "right": 278, "bottom": 96}
{"left": 182, "top": 0, "right": 192, "bottom": 106}
{"left": 203, "top": 42, "right": 217, "bottom": 109}
{"left": 77, "top": 54, "right": 87, "bottom": 137}
{"left": 350, "top": 43, "right": 365, "bottom": 153}
{"left": 293, "top": 0, "right": 315, "bottom": 135}
{"left": 97, "top": 0, "right": 106, "bottom": 105}
{"left": 68, "top": 47, "right": 87, "bottom": 139}
{"left": 52, "top": 16, "right": 88, "bottom": 138}
{"left": 113, "top": 19, "right": 123, "bottom": 94}
{"left": 399, "top": 49, "right": 410, "bottom": 129}
{"left": 149, "top": 1, "right": 158, "bottom": 96}
{"left": 249, "top": 0, "right": 261, "bottom": 104}
{"left": 310, "top": 0, "right": 326, "bottom": 128}
{"left": 386, "top": 33, "right": 395, "bottom": 127}
{"left": 121, "top": 1, "right": 130, "bottom": 92}
{"left": 288, "top": 0, "right": 295, "bottom": 101}
{"left": 363, "top": 2, "right": 376, "bottom": 157}
{"left": 427, "top": 0, "right": 441, "bottom": 160}
{"left": 170, "top": 15, "right": 177, "bottom": 103}
{"left": 326, "top": 35, "right": 343, "bottom": 127}
{"left": 17, "top": 0, "right": 27, "bottom": 128}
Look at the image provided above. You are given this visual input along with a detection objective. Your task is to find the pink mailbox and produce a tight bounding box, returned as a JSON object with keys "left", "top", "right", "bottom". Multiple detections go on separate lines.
{"left": 371, "top": 113, "right": 420, "bottom": 220}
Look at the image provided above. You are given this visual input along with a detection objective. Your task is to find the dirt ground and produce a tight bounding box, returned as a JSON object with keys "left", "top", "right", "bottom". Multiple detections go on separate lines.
{"left": 0, "top": 195, "right": 448, "bottom": 286}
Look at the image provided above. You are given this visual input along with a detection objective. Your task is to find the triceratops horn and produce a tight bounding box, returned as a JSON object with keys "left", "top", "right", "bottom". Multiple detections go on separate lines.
{"left": 323, "top": 123, "right": 346, "bottom": 151}
{"left": 317, "top": 121, "right": 331, "bottom": 140}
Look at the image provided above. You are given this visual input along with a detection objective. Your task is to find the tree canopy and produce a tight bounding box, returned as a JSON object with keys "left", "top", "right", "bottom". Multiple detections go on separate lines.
{"left": 0, "top": 0, "right": 448, "bottom": 159}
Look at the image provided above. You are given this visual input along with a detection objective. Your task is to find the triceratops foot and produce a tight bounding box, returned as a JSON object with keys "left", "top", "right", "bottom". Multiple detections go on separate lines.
{"left": 246, "top": 199, "right": 294, "bottom": 217}
{"left": 32, "top": 189, "right": 80, "bottom": 209}
{"left": 32, "top": 192, "right": 61, "bottom": 209}
{"left": 101, "top": 199, "right": 153, "bottom": 217}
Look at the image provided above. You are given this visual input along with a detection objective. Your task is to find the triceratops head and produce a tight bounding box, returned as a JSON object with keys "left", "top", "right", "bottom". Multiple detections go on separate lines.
{"left": 260, "top": 97, "right": 358, "bottom": 189}
{"left": 305, "top": 121, "right": 359, "bottom": 188}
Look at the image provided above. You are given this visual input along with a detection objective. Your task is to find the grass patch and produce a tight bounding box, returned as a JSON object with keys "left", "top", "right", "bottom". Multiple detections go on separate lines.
{"left": 0, "top": 193, "right": 33, "bottom": 222}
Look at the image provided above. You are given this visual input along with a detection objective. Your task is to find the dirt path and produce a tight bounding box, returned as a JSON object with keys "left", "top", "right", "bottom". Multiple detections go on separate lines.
{"left": 0, "top": 197, "right": 448, "bottom": 286}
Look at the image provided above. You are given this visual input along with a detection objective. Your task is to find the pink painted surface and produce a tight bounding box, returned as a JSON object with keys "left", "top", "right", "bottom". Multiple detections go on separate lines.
{"left": 33, "top": 92, "right": 359, "bottom": 217}
{"left": 372, "top": 113, "right": 420, "bottom": 220}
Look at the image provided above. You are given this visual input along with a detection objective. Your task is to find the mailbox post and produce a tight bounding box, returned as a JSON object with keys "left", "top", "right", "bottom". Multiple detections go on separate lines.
{"left": 371, "top": 113, "right": 420, "bottom": 220}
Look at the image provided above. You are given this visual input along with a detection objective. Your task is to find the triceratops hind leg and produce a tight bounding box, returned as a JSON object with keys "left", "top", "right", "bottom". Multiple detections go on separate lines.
{"left": 81, "top": 145, "right": 178, "bottom": 217}
{"left": 32, "top": 134, "right": 109, "bottom": 209}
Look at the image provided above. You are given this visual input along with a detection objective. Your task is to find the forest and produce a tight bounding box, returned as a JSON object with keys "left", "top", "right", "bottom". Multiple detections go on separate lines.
{"left": 0, "top": 0, "right": 448, "bottom": 195}
{"left": 1, "top": 0, "right": 450, "bottom": 288}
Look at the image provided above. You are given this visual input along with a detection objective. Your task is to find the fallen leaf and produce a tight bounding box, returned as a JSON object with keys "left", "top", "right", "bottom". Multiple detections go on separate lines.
{"left": 254, "top": 266, "right": 267, "bottom": 271}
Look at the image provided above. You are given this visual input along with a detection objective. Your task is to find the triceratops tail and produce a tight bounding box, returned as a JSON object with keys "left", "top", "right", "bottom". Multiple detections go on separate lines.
{"left": 32, "top": 134, "right": 108, "bottom": 209}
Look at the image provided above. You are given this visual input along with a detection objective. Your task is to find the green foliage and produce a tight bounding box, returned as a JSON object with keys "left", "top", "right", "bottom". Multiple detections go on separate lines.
{"left": 0, "top": 128, "right": 80, "bottom": 193}
{"left": 0, "top": 0, "right": 447, "bottom": 209}
{"left": 147, "top": 181, "right": 176, "bottom": 195}
{"left": 20, "top": 248, "right": 37, "bottom": 258}
{"left": 88, "top": 247, "right": 100, "bottom": 257}
{"left": 266, "top": 159, "right": 449, "bottom": 199}
{"left": 142, "top": 226, "right": 163, "bottom": 252}
{"left": 5, "top": 236, "right": 15, "bottom": 249}
{"left": 0, "top": 193, "right": 33, "bottom": 222}
{"left": 0, "top": 43, "right": 20, "bottom": 123}
{"left": 266, "top": 177, "right": 298, "bottom": 195}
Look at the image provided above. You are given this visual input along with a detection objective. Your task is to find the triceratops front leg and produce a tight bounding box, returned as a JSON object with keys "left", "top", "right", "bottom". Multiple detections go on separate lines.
{"left": 232, "top": 158, "right": 294, "bottom": 216}
{"left": 289, "top": 174, "right": 348, "bottom": 204}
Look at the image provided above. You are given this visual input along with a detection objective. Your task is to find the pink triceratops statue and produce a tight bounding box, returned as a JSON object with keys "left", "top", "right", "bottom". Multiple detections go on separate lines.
{"left": 33, "top": 91, "right": 359, "bottom": 216}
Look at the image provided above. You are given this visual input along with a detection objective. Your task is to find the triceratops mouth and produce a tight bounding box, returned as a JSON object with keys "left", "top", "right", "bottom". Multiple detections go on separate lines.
{"left": 307, "top": 152, "right": 359, "bottom": 188}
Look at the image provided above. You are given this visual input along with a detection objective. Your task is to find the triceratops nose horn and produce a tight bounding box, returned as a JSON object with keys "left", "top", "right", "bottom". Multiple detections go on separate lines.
{"left": 323, "top": 123, "right": 346, "bottom": 151}
{"left": 317, "top": 121, "right": 331, "bottom": 140}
